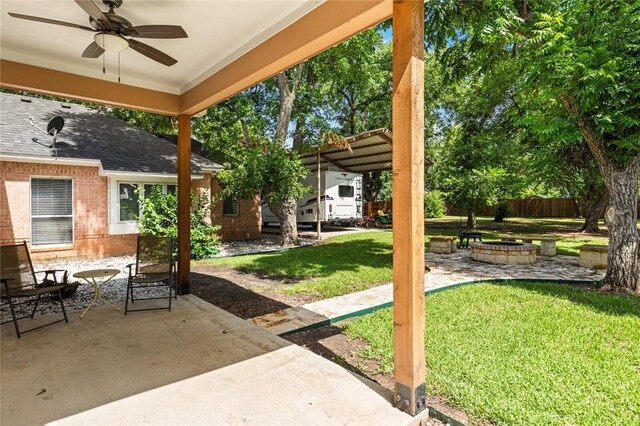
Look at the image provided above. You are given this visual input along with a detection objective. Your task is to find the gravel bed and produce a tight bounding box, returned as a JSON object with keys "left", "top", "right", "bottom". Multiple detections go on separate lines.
{"left": 1, "top": 255, "right": 135, "bottom": 322}
{"left": 214, "top": 234, "right": 316, "bottom": 257}
{"left": 1, "top": 237, "right": 316, "bottom": 322}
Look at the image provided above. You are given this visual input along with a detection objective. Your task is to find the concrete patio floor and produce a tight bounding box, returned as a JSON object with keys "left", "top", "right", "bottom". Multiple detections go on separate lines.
{"left": 1, "top": 295, "right": 422, "bottom": 426}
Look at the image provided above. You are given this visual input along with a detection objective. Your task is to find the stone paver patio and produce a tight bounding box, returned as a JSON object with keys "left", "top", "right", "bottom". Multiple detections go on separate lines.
{"left": 250, "top": 251, "right": 605, "bottom": 335}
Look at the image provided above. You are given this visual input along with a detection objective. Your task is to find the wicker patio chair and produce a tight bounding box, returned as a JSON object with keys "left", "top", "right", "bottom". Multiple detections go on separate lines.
{"left": 125, "top": 235, "right": 175, "bottom": 314}
{"left": 0, "top": 241, "right": 69, "bottom": 338}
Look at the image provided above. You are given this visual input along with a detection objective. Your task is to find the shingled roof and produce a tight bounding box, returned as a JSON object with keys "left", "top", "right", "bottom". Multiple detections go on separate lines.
{"left": 0, "top": 92, "right": 220, "bottom": 175}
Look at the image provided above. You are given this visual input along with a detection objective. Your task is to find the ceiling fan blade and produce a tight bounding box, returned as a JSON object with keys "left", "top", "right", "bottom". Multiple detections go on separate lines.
{"left": 128, "top": 39, "right": 177, "bottom": 66}
{"left": 74, "top": 0, "right": 111, "bottom": 29}
{"left": 81, "top": 41, "right": 104, "bottom": 58}
{"left": 123, "top": 25, "right": 188, "bottom": 39}
{"left": 8, "top": 13, "right": 95, "bottom": 31}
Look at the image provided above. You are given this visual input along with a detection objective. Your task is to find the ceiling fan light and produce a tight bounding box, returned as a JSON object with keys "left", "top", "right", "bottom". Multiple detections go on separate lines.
{"left": 94, "top": 33, "right": 129, "bottom": 52}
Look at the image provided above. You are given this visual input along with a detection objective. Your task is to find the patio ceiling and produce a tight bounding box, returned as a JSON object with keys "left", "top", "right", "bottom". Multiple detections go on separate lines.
{"left": 0, "top": 0, "right": 392, "bottom": 115}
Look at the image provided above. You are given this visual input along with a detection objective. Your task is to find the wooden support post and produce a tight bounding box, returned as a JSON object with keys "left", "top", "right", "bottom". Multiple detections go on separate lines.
{"left": 177, "top": 114, "right": 192, "bottom": 294}
{"left": 316, "top": 152, "right": 322, "bottom": 241}
{"left": 392, "top": 0, "right": 426, "bottom": 416}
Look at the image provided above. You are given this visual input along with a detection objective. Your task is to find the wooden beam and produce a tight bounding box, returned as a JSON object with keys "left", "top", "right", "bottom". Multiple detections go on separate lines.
{"left": 392, "top": 0, "right": 426, "bottom": 416}
{"left": 319, "top": 141, "right": 389, "bottom": 156}
{"left": 326, "top": 150, "right": 391, "bottom": 162}
{"left": 177, "top": 115, "right": 192, "bottom": 294}
{"left": 340, "top": 159, "right": 391, "bottom": 168}
{"left": 180, "top": 0, "right": 392, "bottom": 115}
{"left": 319, "top": 153, "right": 355, "bottom": 173}
{"left": 316, "top": 153, "right": 322, "bottom": 241}
{"left": 0, "top": 60, "right": 181, "bottom": 115}
{"left": 352, "top": 166, "right": 392, "bottom": 172}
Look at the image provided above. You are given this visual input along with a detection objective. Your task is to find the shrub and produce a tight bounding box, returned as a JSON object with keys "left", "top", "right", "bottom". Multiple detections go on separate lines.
{"left": 494, "top": 201, "right": 511, "bottom": 222}
{"left": 138, "top": 186, "right": 221, "bottom": 260}
{"left": 424, "top": 191, "right": 446, "bottom": 218}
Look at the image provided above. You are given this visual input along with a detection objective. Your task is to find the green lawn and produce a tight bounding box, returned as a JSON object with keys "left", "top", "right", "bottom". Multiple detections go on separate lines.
{"left": 428, "top": 216, "right": 611, "bottom": 256}
{"left": 200, "top": 216, "right": 611, "bottom": 298}
{"left": 202, "top": 232, "right": 396, "bottom": 298}
{"left": 344, "top": 282, "right": 640, "bottom": 426}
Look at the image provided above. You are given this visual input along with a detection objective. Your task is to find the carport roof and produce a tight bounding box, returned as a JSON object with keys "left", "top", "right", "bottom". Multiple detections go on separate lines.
{"left": 299, "top": 128, "right": 431, "bottom": 173}
{"left": 300, "top": 128, "right": 393, "bottom": 173}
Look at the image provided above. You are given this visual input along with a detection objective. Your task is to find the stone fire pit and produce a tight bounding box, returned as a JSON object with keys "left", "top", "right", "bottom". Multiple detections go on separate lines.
{"left": 471, "top": 241, "right": 537, "bottom": 265}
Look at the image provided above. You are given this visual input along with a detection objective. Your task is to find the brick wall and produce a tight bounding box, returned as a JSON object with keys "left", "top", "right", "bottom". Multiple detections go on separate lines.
{"left": 188, "top": 174, "right": 262, "bottom": 240}
{"left": 210, "top": 178, "right": 262, "bottom": 240}
{"left": 0, "top": 161, "right": 135, "bottom": 260}
{"left": 1, "top": 162, "right": 262, "bottom": 260}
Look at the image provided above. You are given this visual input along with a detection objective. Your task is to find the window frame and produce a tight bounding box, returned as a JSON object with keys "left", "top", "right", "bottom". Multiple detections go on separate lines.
{"left": 29, "top": 176, "right": 74, "bottom": 247}
{"left": 338, "top": 185, "right": 355, "bottom": 198}
{"left": 117, "top": 182, "right": 141, "bottom": 223}
{"left": 117, "top": 182, "right": 175, "bottom": 223}
{"left": 222, "top": 195, "right": 240, "bottom": 217}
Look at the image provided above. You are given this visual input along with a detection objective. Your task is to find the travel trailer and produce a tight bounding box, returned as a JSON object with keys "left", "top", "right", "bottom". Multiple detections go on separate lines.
{"left": 262, "top": 169, "right": 363, "bottom": 226}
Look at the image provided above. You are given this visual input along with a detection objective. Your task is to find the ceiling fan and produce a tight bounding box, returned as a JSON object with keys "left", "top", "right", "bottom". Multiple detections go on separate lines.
{"left": 8, "top": 0, "right": 187, "bottom": 67}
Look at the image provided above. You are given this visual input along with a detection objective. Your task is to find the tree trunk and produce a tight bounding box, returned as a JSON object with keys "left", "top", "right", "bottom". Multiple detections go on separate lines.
{"left": 466, "top": 211, "right": 477, "bottom": 229}
{"left": 362, "top": 171, "right": 382, "bottom": 202}
{"left": 561, "top": 94, "right": 640, "bottom": 293}
{"left": 268, "top": 197, "right": 299, "bottom": 247}
{"left": 580, "top": 185, "right": 609, "bottom": 234}
{"left": 601, "top": 164, "right": 640, "bottom": 293}
{"left": 571, "top": 198, "right": 582, "bottom": 218}
{"left": 274, "top": 64, "right": 305, "bottom": 145}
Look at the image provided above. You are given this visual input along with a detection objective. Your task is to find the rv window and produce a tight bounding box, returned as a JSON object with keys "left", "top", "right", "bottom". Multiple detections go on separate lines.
{"left": 338, "top": 185, "right": 354, "bottom": 198}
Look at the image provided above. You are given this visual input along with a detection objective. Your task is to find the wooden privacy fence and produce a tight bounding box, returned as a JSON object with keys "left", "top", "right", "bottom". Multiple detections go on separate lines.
{"left": 446, "top": 197, "right": 640, "bottom": 218}
{"left": 364, "top": 198, "right": 640, "bottom": 218}
{"left": 363, "top": 201, "right": 391, "bottom": 216}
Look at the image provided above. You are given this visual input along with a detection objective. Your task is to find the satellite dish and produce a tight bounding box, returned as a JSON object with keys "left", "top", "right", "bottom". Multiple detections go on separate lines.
{"left": 47, "top": 116, "right": 64, "bottom": 136}
{"left": 29, "top": 115, "right": 65, "bottom": 159}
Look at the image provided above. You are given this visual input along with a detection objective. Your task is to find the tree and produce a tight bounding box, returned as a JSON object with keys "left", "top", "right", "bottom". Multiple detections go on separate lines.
{"left": 195, "top": 27, "right": 399, "bottom": 243}
{"left": 430, "top": 66, "right": 528, "bottom": 228}
{"left": 517, "top": 101, "right": 609, "bottom": 233}
{"left": 425, "top": 0, "right": 640, "bottom": 292}
{"left": 98, "top": 106, "right": 175, "bottom": 134}
{"left": 138, "top": 186, "right": 220, "bottom": 260}
{"left": 193, "top": 64, "right": 309, "bottom": 246}
{"left": 312, "top": 28, "right": 394, "bottom": 201}
{"left": 524, "top": 1, "right": 639, "bottom": 291}
{"left": 216, "top": 143, "right": 310, "bottom": 246}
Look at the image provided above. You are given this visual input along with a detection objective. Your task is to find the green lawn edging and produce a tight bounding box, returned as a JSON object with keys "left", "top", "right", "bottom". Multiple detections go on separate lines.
{"left": 280, "top": 278, "right": 603, "bottom": 338}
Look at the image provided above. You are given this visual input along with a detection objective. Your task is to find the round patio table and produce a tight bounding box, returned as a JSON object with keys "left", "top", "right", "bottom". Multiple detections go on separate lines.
{"left": 73, "top": 269, "right": 121, "bottom": 318}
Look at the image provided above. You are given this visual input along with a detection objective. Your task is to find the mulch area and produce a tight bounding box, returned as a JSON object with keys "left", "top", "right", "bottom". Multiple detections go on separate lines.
{"left": 191, "top": 264, "right": 317, "bottom": 319}
{"left": 190, "top": 264, "right": 466, "bottom": 426}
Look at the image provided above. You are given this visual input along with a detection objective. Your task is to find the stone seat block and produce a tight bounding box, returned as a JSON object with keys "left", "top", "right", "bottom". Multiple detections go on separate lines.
{"left": 579, "top": 244, "right": 608, "bottom": 269}
{"left": 429, "top": 236, "right": 457, "bottom": 254}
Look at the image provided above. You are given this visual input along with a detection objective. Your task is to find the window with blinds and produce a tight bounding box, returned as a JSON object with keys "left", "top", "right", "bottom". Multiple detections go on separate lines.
{"left": 31, "top": 178, "right": 73, "bottom": 245}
